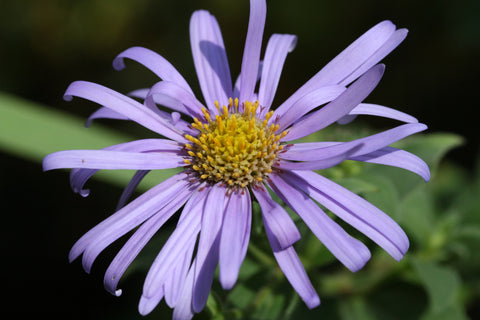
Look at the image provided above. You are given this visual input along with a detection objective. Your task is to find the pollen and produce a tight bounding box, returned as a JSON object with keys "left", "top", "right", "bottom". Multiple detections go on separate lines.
{"left": 184, "top": 99, "right": 287, "bottom": 188}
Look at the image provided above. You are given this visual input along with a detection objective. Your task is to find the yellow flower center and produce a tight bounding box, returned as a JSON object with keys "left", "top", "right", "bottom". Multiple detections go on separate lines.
{"left": 183, "top": 98, "right": 287, "bottom": 188}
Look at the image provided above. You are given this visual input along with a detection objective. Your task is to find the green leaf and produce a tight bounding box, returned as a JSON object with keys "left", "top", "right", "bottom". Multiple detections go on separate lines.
{"left": 339, "top": 297, "right": 377, "bottom": 320}
{"left": 412, "top": 259, "right": 462, "bottom": 314}
{"left": 0, "top": 92, "right": 180, "bottom": 189}
{"left": 398, "top": 186, "right": 435, "bottom": 246}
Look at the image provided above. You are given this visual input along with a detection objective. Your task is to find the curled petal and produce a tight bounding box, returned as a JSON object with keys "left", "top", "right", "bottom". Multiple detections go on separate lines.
{"left": 64, "top": 81, "right": 186, "bottom": 142}
{"left": 338, "top": 102, "right": 418, "bottom": 125}
{"left": 146, "top": 81, "right": 205, "bottom": 119}
{"left": 113, "top": 46, "right": 194, "bottom": 94}
{"left": 351, "top": 147, "right": 430, "bottom": 182}
{"left": 68, "top": 172, "right": 190, "bottom": 271}
{"left": 103, "top": 188, "right": 191, "bottom": 295}
{"left": 116, "top": 170, "right": 150, "bottom": 210}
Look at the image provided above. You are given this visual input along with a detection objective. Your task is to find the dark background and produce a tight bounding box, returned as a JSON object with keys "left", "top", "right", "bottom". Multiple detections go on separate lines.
{"left": 1, "top": 0, "right": 478, "bottom": 318}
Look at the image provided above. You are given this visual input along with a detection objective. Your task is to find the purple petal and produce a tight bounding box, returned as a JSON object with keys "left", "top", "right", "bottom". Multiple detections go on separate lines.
{"left": 146, "top": 81, "right": 205, "bottom": 119}
{"left": 103, "top": 188, "right": 191, "bottom": 295}
{"left": 351, "top": 147, "right": 431, "bottom": 182}
{"left": 172, "top": 259, "right": 196, "bottom": 320}
{"left": 143, "top": 186, "right": 207, "bottom": 298}
{"left": 164, "top": 244, "right": 196, "bottom": 308}
{"left": 252, "top": 185, "right": 301, "bottom": 250}
{"left": 268, "top": 174, "right": 371, "bottom": 272}
{"left": 264, "top": 225, "right": 320, "bottom": 309}
{"left": 43, "top": 149, "right": 185, "bottom": 171}
{"left": 276, "top": 85, "right": 346, "bottom": 130}
{"left": 274, "top": 146, "right": 357, "bottom": 171}
{"left": 258, "top": 34, "right": 297, "bottom": 109}
{"left": 116, "top": 170, "right": 150, "bottom": 210}
{"left": 64, "top": 81, "right": 186, "bottom": 142}
{"left": 68, "top": 172, "right": 188, "bottom": 267}
{"left": 239, "top": 0, "right": 267, "bottom": 102}
{"left": 219, "top": 190, "right": 252, "bottom": 289}
{"left": 138, "top": 286, "right": 165, "bottom": 316}
{"left": 233, "top": 61, "right": 263, "bottom": 102}
{"left": 85, "top": 107, "right": 128, "bottom": 127}
{"left": 192, "top": 184, "right": 226, "bottom": 312}
{"left": 274, "top": 21, "right": 397, "bottom": 116}
{"left": 280, "top": 123, "right": 428, "bottom": 161}
{"left": 284, "top": 64, "right": 385, "bottom": 141}
{"left": 338, "top": 103, "right": 418, "bottom": 125}
{"left": 190, "top": 10, "right": 232, "bottom": 110}
{"left": 81, "top": 180, "right": 194, "bottom": 274}
{"left": 113, "top": 46, "right": 194, "bottom": 95}
{"left": 340, "top": 28, "right": 408, "bottom": 86}
{"left": 289, "top": 170, "right": 409, "bottom": 260}
{"left": 67, "top": 139, "right": 182, "bottom": 195}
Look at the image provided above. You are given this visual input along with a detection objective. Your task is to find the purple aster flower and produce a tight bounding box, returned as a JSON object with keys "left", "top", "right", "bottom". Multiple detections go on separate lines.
{"left": 43, "top": 0, "right": 430, "bottom": 318}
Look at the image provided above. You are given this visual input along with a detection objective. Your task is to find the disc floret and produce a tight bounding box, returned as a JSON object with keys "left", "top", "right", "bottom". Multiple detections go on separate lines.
{"left": 183, "top": 98, "right": 286, "bottom": 188}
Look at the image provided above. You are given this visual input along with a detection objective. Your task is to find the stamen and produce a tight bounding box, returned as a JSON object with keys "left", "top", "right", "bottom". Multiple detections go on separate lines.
{"left": 183, "top": 99, "right": 285, "bottom": 188}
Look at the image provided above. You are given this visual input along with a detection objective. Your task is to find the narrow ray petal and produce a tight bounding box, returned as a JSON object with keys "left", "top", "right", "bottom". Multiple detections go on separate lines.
{"left": 172, "top": 260, "right": 196, "bottom": 320}
{"left": 239, "top": 0, "right": 267, "bottom": 102}
{"left": 289, "top": 170, "right": 409, "bottom": 260}
{"left": 252, "top": 186, "right": 301, "bottom": 250}
{"left": 284, "top": 64, "right": 385, "bottom": 141}
{"left": 103, "top": 189, "right": 191, "bottom": 295}
{"left": 276, "top": 85, "right": 346, "bottom": 130}
{"left": 280, "top": 123, "right": 427, "bottom": 161}
{"left": 269, "top": 174, "right": 371, "bottom": 272}
{"left": 80, "top": 179, "right": 193, "bottom": 273}
{"left": 190, "top": 10, "right": 232, "bottom": 110}
{"left": 64, "top": 81, "right": 186, "bottom": 142}
{"left": 113, "top": 46, "right": 194, "bottom": 94}
{"left": 143, "top": 187, "right": 207, "bottom": 298}
{"left": 85, "top": 107, "right": 128, "bottom": 127}
{"left": 338, "top": 102, "right": 418, "bottom": 125}
{"left": 340, "top": 28, "right": 408, "bottom": 86}
{"left": 116, "top": 170, "right": 150, "bottom": 210}
{"left": 219, "top": 190, "right": 252, "bottom": 289}
{"left": 192, "top": 184, "right": 226, "bottom": 312}
{"left": 258, "top": 34, "right": 297, "bottom": 109}
{"left": 351, "top": 147, "right": 430, "bottom": 182}
{"left": 274, "top": 21, "right": 397, "bottom": 116}
{"left": 67, "top": 139, "right": 181, "bottom": 195}
{"left": 43, "top": 149, "right": 185, "bottom": 171}
{"left": 146, "top": 81, "right": 205, "bottom": 119}
{"left": 68, "top": 172, "right": 188, "bottom": 265}
{"left": 138, "top": 286, "right": 165, "bottom": 316}
{"left": 264, "top": 222, "right": 320, "bottom": 309}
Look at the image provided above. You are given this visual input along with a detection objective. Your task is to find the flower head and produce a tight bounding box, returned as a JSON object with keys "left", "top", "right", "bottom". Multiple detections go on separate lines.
{"left": 43, "top": 0, "right": 429, "bottom": 319}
